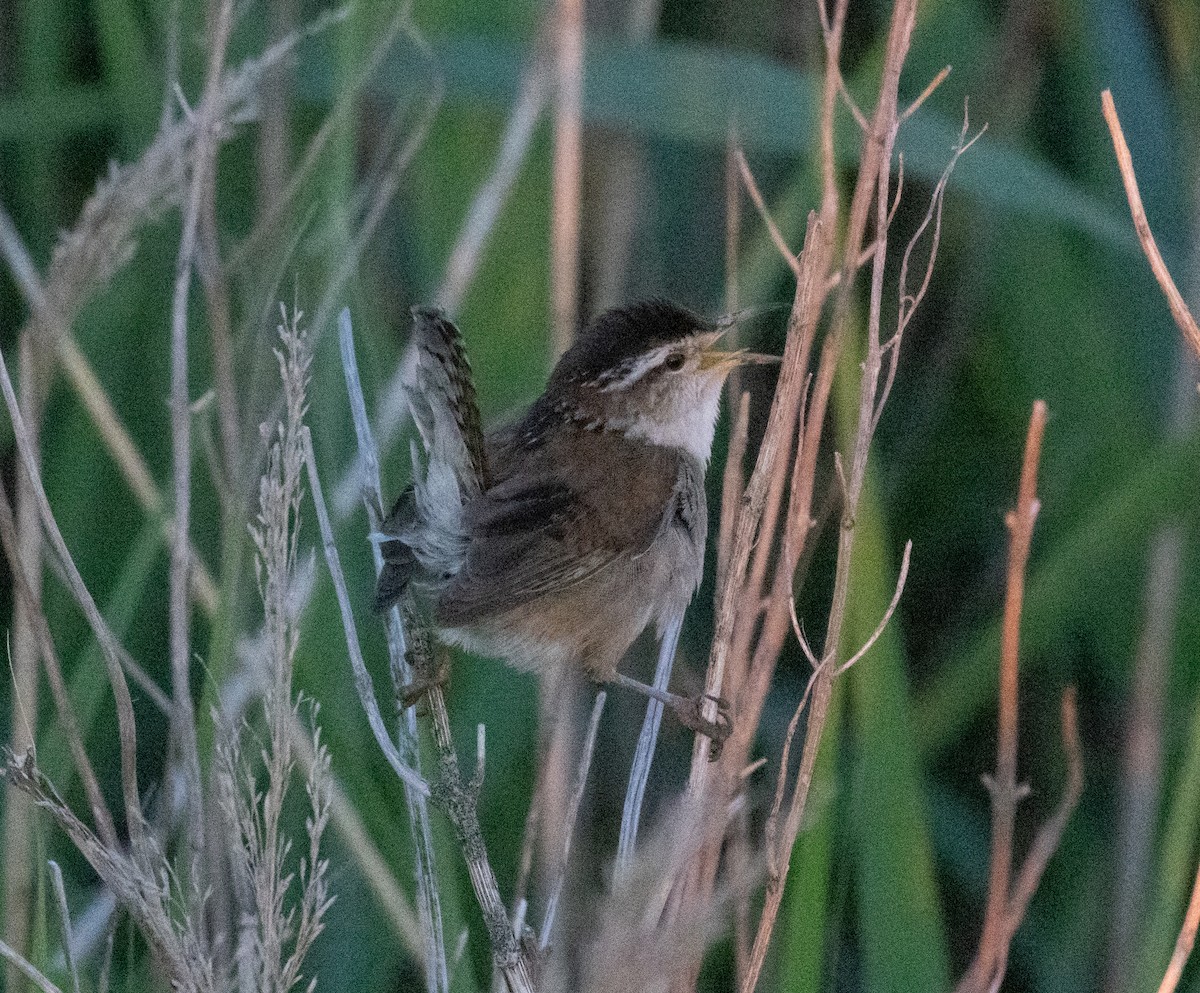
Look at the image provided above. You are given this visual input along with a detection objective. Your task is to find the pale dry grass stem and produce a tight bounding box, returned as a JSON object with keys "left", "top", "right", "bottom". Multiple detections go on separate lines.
{"left": 214, "top": 308, "right": 334, "bottom": 993}
{"left": 328, "top": 310, "right": 536, "bottom": 992}
{"left": 0, "top": 310, "right": 339, "bottom": 993}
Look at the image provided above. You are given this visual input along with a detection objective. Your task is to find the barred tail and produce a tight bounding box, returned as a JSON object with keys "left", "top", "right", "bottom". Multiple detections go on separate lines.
{"left": 373, "top": 308, "right": 486, "bottom": 612}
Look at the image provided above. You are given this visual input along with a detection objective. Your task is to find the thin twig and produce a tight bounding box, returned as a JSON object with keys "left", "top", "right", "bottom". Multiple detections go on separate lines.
{"left": 985, "top": 400, "right": 1048, "bottom": 967}
{"left": 619, "top": 616, "right": 683, "bottom": 868}
{"left": 168, "top": 0, "right": 235, "bottom": 885}
{"left": 301, "top": 430, "right": 430, "bottom": 799}
{"left": 0, "top": 937, "right": 65, "bottom": 993}
{"left": 48, "top": 861, "right": 82, "bottom": 993}
{"left": 735, "top": 147, "right": 802, "bottom": 277}
{"left": 955, "top": 401, "right": 1058, "bottom": 993}
{"left": 337, "top": 308, "right": 448, "bottom": 991}
{"left": 875, "top": 112, "right": 983, "bottom": 432}
{"left": 1004, "top": 687, "right": 1083, "bottom": 946}
{"left": 837, "top": 539, "right": 912, "bottom": 675}
{"left": 0, "top": 344, "right": 151, "bottom": 853}
{"left": 540, "top": 690, "right": 607, "bottom": 949}
{"left": 1101, "top": 90, "right": 1200, "bottom": 362}
{"left": 900, "top": 65, "right": 951, "bottom": 122}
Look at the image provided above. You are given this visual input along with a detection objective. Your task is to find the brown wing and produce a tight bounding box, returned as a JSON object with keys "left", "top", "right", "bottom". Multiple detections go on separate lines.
{"left": 435, "top": 431, "right": 681, "bottom": 626}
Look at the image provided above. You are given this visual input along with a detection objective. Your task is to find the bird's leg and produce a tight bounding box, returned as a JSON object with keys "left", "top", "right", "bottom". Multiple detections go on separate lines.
{"left": 399, "top": 653, "right": 451, "bottom": 711}
{"left": 611, "top": 673, "right": 732, "bottom": 753}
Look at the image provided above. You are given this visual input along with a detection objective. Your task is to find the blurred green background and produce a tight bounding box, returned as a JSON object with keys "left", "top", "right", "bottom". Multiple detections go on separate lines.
{"left": 2, "top": 0, "right": 1200, "bottom": 990}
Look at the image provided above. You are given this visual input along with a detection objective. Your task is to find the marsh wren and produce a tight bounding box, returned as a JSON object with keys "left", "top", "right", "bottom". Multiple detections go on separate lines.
{"left": 375, "top": 300, "right": 776, "bottom": 741}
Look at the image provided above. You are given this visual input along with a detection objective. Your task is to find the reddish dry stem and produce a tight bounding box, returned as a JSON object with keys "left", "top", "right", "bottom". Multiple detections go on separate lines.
{"left": 956, "top": 400, "right": 1076, "bottom": 993}
{"left": 735, "top": 146, "right": 801, "bottom": 276}
{"left": 1101, "top": 90, "right": 1200, "bottom": 362}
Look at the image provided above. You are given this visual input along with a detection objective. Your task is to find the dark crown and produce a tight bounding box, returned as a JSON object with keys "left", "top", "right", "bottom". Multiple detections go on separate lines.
{"left": 550, "top": 299, "right": 711, "bottom": 387}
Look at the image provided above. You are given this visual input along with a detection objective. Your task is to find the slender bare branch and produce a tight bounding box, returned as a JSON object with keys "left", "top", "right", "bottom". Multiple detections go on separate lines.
{"left": 953, "top": 401, "right": 1081, "bottom": 993}
{"left": 337, "top": 307, "right": 448, "bottom": 991}
{"left": 1101, "top": 90, "right": 1200, "bottom": 362}
{"left": 540, "top": 690, "right": 607, "bottom": 948}
{"left": 619, "top": 617, "right": 683, "bottom": 867}
{"left": 0, "top": 345, "right": 152, "bottom": 853}
{"left": 838, "top": 539, "right": 912, "bottom": 674}
{"left": 301, "top": 430, "right": 430, "bottom": 799}
{"left": 0, "top": 936, "right": 65, "bottom": 993}
{"left": 736, "top": 147, "right": 802, "bottom": 277}
{"left": 901, "top": 65, "right": 952, "bottom": 122}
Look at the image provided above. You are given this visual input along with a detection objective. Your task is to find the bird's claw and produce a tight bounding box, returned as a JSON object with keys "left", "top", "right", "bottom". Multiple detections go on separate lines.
{"left": 676, "top": 693, "right": 732, "bottom": 760}
{"left": 398, "top": 665, "right": 450, "bottom": 711}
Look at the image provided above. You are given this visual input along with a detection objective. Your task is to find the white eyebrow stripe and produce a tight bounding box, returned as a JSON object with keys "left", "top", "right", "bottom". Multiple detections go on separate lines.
{"left": 598, "top": 344, "right": 693, "bottom": 392}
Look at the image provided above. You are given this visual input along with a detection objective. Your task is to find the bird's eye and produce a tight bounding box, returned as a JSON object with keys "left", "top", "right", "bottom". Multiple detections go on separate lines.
{"left": 664, "top": 352, "right": 686, "bottom": 372}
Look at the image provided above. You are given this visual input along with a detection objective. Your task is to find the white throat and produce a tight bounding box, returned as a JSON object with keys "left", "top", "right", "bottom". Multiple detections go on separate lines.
{"left": 616, "top": 374, "right": 726, "bottom": 464}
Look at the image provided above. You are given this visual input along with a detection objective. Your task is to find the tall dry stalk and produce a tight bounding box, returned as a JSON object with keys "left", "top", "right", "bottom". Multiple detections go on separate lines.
{"left": 1, "top": 306, "right": 334, "bottom": 993}
{"left": 215, "top": 309, "right": 333, "bottom": 993}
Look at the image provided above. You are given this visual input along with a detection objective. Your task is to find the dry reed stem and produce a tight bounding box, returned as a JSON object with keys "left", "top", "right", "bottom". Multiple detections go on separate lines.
{"left": 540, "top": 690, "right": 607, "bottom": 949}
{"left": 0, "top": 935, "right": 65, "bottom": 993}
{"left": 716, "top": 392, "right": 751, "bottom": 595}
{"left": 954, "top": 401, "right": 1083, "bottom": 993}
{"left": 618, "top": 615, "right": 684, "bottom": 865}
{"left": 1101, "top": 87, "right": 1200, "bottom": 993}
{"left": 302, "top": 433, "right": 430, "bottom": 799}
{"left": 1101, "top": 90, "right": 1200, "bottom": 362}
{"left": 964, "top": 400, "right": 1047, "bottom": 990}
{"left": 5, "top": 313, "right": 49, "bottom": 983}
{"left": 333, "top": 308, "right": 536, "bottom": 989}
{"left": 337, "top": 307, "right": 448, "bottom": 990}
{"left": 168, "top": 0, "right": 236, "bottom": 889}
{"left": 0, "top": 483, "right": 119, "bottom": 850}
{"left": 420, "top": 644, "right": 540, "bottom": 993}
{"left": 1001, "top": 687, "right": 1082, "bottom": 958}
{"left": 0, "top": 345, "right": 150, "bottom": 854}
{"left": 550, "top": 0, "right": 584, "bottom": 356}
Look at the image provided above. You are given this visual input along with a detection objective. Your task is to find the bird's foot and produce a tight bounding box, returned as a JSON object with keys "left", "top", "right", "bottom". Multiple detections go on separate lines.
{"left": 672, "top": 693, "right": 732, "bottom": 760}
{"left": 398, "top": 663, "right": 450, "bottom": 711}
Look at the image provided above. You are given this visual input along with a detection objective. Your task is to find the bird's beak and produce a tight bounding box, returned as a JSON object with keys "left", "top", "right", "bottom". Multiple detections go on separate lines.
{"left": 698, "top": 327, "right": 781, "bottom": 371}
